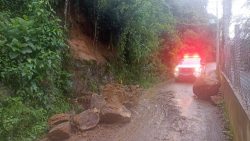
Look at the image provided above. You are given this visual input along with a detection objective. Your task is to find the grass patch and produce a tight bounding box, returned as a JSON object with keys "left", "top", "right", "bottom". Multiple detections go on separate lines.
{"left": 218, "top": 102, "right": 234, "bottom": 141}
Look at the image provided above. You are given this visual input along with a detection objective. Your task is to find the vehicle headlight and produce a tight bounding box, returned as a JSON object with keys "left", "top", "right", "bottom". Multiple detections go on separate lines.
{"left": 194, "top": 67, "right": 201, "bottom": 73}
{"left": 175, "top": 67, "right": 179, "bottom": 72}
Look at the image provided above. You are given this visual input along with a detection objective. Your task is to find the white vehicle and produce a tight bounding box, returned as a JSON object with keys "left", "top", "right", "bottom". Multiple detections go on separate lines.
{"left": 174, "top": 54, "right": 203, "bottom": 80}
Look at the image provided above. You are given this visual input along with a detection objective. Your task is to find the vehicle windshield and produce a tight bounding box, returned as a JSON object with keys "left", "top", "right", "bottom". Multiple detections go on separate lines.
{"left": 180, "top": 58, "right": 201, "bottom": 65}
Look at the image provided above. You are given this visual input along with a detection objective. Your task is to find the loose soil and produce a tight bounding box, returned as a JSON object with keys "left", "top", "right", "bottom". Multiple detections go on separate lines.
{"left": 68, "top": 10, "right": 114, "bottom": 64}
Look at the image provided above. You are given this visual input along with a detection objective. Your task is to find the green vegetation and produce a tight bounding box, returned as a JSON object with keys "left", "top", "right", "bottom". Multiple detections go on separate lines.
{"left": 168, "top": 0, "right": 209, "bottom": 24}
{"left": 218, "top": 102, "right": 234, "bottom": 141}
{"left": 0, "top": 0, "right": 70, "bottom": 140}
{"left": 79, "top": 0, "right": 177, "bottom": 85}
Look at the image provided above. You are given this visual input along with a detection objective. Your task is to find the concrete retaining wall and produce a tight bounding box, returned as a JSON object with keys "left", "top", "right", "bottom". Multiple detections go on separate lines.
{"left": 221, "top": 74, "right": 250, "bottom": 141}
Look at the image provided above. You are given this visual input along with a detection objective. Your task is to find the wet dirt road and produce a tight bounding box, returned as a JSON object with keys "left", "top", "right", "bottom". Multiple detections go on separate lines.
{"left": 81, "top": 80, "right": 226, "bottom": 141}
{"left": 169, "top": 82, "right": 226, "bottom": 141}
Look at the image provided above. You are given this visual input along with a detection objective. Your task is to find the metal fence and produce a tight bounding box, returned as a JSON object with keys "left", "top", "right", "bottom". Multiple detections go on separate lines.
{"left": 221, "top": 25, "right": 250, "bottom": 110}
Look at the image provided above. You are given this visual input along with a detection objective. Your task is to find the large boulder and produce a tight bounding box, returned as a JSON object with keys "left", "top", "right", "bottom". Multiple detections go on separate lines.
{"left": 100, "top": 103, "right": 131, "bottom": 124}
{"left": 48, "top": 113, "right": 71, "bottom": 128}
{"left": 72, "top": 109, "right": 100, "bottom": 131}
{"left": 193, "top": 71, "right": 221, "bottom": 100}
{"left": 47, "top": 122, "right": 72, "bottom": 141}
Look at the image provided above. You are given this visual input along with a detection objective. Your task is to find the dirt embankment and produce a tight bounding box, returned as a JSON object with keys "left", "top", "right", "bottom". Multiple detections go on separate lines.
{"left": 66, "top": 9, "right": 119, "bottom": 97}
{"left": 67, "top": 8, "right": 114, "bottom": 64}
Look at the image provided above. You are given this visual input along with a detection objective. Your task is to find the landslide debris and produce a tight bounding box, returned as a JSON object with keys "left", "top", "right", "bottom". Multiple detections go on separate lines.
{"left": 47, "top": 122, "right": 72, "bottom": 141}
{"left": 42, "top": 83, "right": 142, "bottom": 141}
{"left": 100, "top": 102, "right": 132, "bottom": 124}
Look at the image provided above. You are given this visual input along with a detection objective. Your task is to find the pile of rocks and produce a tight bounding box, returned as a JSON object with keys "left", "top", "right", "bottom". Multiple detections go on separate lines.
{"left": 45, "top": 84, "right": 142, "bottom": 141}
{"left": 47, "top": 109, "right": 100, "bottom": 141}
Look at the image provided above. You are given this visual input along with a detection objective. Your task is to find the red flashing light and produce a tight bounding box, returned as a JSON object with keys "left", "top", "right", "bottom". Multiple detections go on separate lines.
{"left": 193, "top": 54, "right": 200, "bottom": 58}
{"left": 183, "top": 53, "right": 200, "bottom": 60}
{"left": 184, "top": 54, "right": 189, "bottom": 59}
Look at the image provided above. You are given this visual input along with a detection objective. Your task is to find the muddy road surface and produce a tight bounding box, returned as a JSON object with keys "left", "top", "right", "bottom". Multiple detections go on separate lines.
{"left": 79, "top": 80, "right": 226, "bottom": 141}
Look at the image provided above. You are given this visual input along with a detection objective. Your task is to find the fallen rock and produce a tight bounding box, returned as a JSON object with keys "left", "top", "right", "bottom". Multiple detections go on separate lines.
{"left": 193, "top": 71, "right": 221, "bottom": 100}
{"left": 48, "top": 113, "right": 71, "bottom": 128}
{"left": 48, "top": 122, "right": 72, "bottom": 141}
{"left": 72, "top": 109, "right": 100, "bottom": 131}
{"left": 101, "top": 83, "right": 126, "bottom": 104}
{"left": 100, "top": 103, "right": 131, "bottom": 124}
{"left": 90, "top": 93, "right": 106, "bottom": 110}
{"left": 101, "top": 83, "right": 142, "bottom": 108}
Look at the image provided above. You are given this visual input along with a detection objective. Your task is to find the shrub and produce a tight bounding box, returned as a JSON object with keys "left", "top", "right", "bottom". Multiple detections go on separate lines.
{"left": 0, "top": 97, "right": 47, "bottom": 141}
{"left": 0, "top": 0, "right": 71, "bottom": 140}
{"left": 80, "top": 0, "right": 176, "bottom": 85}
{"left": 0, "top": 0, "right": 70, "bottom": 109}
{"left": 0, "top": 0, "right": 30, "bottom": 16}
